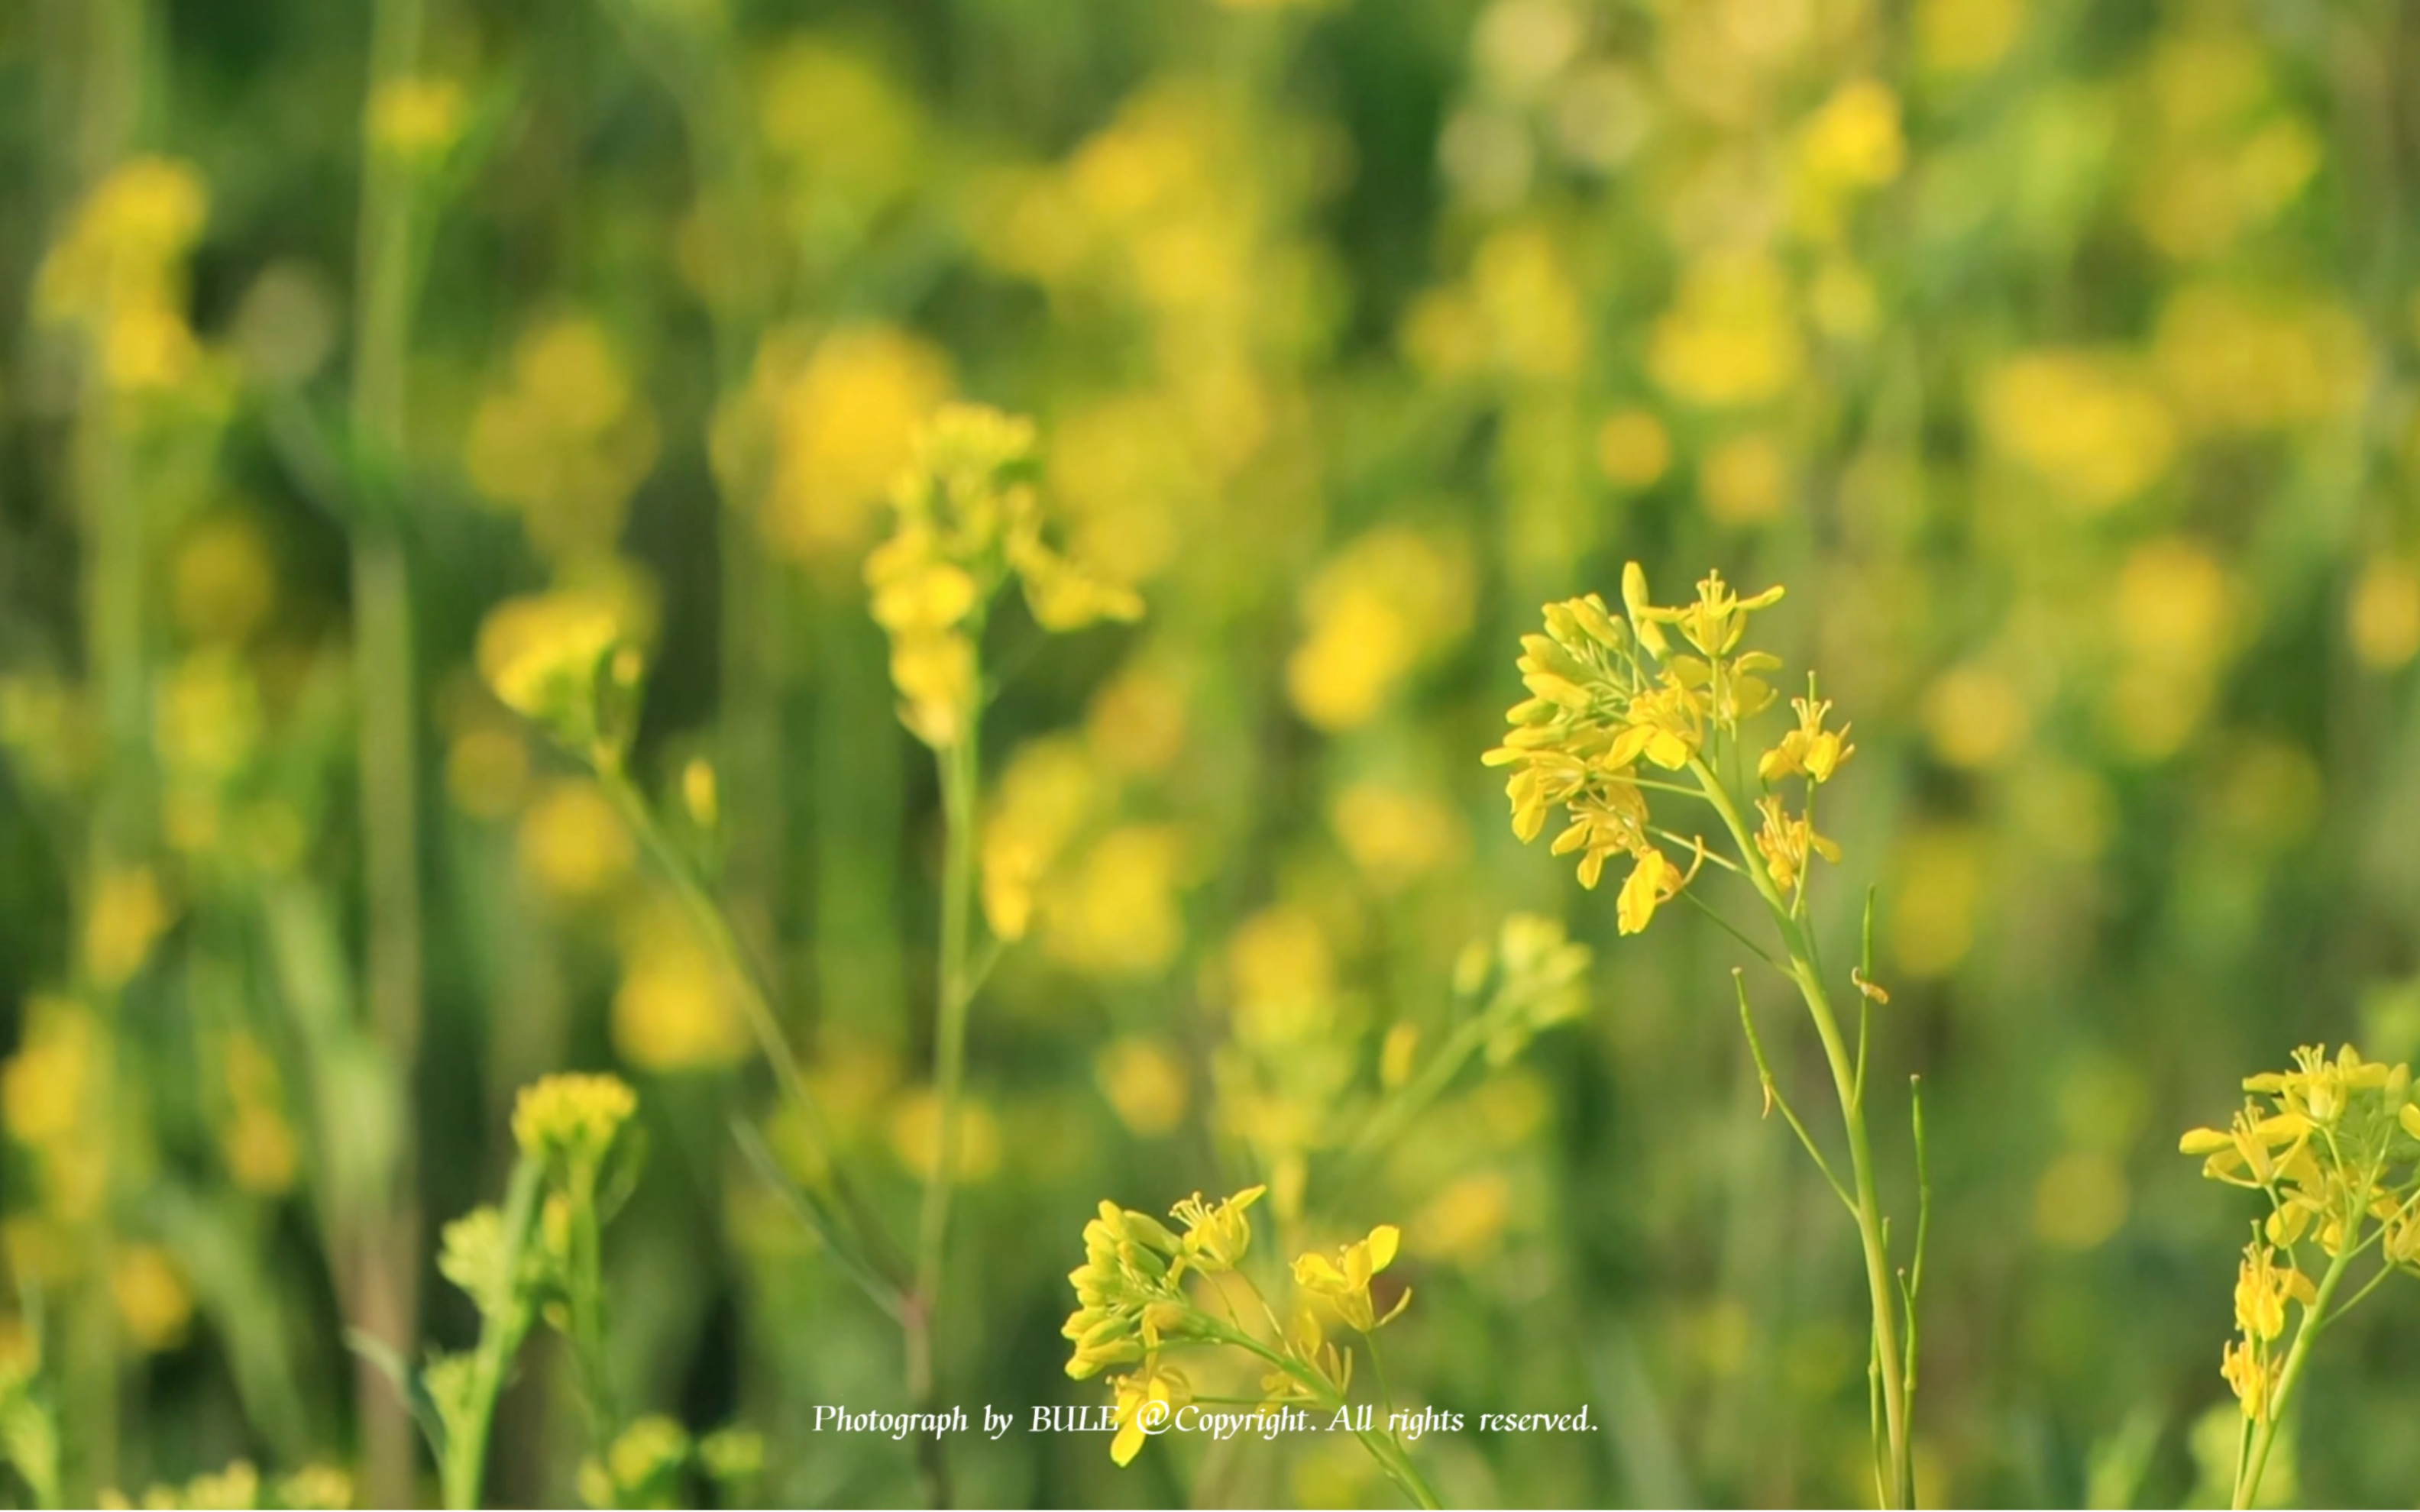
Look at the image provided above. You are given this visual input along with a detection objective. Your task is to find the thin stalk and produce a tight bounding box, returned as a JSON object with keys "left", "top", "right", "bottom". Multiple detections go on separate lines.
{"left": 908, "top": 724, "right": 982, "bottom": 1506}
{"left": 597, "top": 769, "right": 906, "bottom": 1297}
{"left": 1733, "top": 971, "right": 1855, "bottom": 1216}
{"left": 349, "top": 0, "right": 432, "bottom": 1498}
{"left": 567, "top": 1171, "right": 617, "bottom": 1446}
{"left": 440, "top": 1160, "right": 542, "bottom": 1511}
{"left": 1203, "top": 1323, "right": 1441, "bottom": 1510}
{"left": 1341, "top": 985, "right": 1522, "bottom": 1174}
{"left": 2234, "top": 1240, "right": 2356, "bottom": 1510}
{"left": 1690, "top": 757, "right": 1912, "bottom": 1508}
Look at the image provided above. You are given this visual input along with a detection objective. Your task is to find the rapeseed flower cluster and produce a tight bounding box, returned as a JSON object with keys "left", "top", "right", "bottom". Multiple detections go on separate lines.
{"left": 1060, "top": 1187, "right": 1432, "bottom": 1503}
{"left": 1487, "top": 563, "right": 1824, "bottom": 932}
{"left": 34, "top": 158, "right": 216, "bottom": 399}
{"left": 1487, "top": 563, "right": 1923, "bottom": 1507}
{"left": 2180, "top": 1045, "right": 2420, "bottom": 1507}
{"left": 425, "top": 1074, "right": 646, "bottom": 1510}
{"left": 867, "top": 406, "right": 1142, "bottom": 749}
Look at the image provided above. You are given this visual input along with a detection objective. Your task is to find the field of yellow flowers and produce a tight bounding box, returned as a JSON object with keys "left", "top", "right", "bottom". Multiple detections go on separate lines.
{"left": 5, "top": 0, "right": 2420, "bottom": 1506}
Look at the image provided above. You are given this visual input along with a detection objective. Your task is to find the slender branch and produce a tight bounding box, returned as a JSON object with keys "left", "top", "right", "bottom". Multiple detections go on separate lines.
{"left": 599, "top": 769, "right": 907, "bottom": 1297}
{"left": 1732, "top": 971, "right": 1855, "bottom": 1215}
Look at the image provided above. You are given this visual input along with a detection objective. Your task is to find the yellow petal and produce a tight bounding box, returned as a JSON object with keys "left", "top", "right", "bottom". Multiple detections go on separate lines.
{"left": 1622, "top": 562, "right": 1667, "bottom": 657}
{"left": 1366, "top": 1225, "right": 1399, "bottom": 1273}
{"left": 1292, "top": 1252, "right": 1343, "bottom": 1289}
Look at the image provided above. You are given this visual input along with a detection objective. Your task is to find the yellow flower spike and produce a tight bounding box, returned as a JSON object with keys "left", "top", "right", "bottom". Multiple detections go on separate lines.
{"left": 511, "top": 1072, "right": 639, "bottom": 1171}
{"left": 477, "top": 593, "right": 644, "bottom": 766}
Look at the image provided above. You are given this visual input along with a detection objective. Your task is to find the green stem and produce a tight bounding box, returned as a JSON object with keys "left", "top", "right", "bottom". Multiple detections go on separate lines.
{"left": 441, "top": 1158, "right": 542, "bottom": 1511}
{"left": 568, "top": 1170, "right": 618, "bottom": 1448}
{"left": 2234, "top": 1161, "right": 2383, "bottom": 1511}
{"left": 1690, "top": 758, "right": 1912, "bottom": 1508}
{"left": 1341, "top": 988, "right": 1514, "bottom": 1174}
{"left": 909, "top": 725, "right": 982, "bottom": 1505}
{"left": 1204, "top": 1324, "right": 1441, "bottom": 1510}
{"left": 597, "top": 770, "right": 906, "bottom": 1298}
{"left": 350, "top": 0, "right": 431, "bottom": 1498}
{"left": 56, "top": 0, "right": 149, "bottom": 1492}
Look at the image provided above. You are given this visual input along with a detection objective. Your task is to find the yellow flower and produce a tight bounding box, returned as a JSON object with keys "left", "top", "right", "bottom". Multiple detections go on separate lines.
{"left": 2221, "top": 1337, "right": 2276, "bottom": 1422}
{"left": 2, "top": 999, "right": 98, "bottom": 1149}
{"left": 1616, "top": 846, "right": 1694, "bottom": 935}
{"left": 1007, "top": 528, "right": 1144, "bottom": 633}
{"left": 885, "top": 1088, "right": 1001, "bottom": 1183}
{"left": 276, "top": 1466, "right": 352, "bottom": 1511}
{"left": 477, "top": 592, "right": 642, "bottom": 764}
{"left": 1108, "top": 1359, "right": 1188, "bottom": 1467}
{"left": 1799, "top": 80, "right": 1905, "bottom": 190}
{"left": 1285, "top": 527, "right": 1474, "bottom": 732}
{"left": 1292, "top": 1224, "right": 1409, "bottom": 1333}
{"left": 1610, "top": 680, "right": 1704, "bottom": 771}
{"left": 2241, "top": 1042, "right": 2399, "bottom": 1128}
{"left": 1622, "top": 563, "right": 1668, "bottom": 659}
{"left": 1095, "top": 1038, "right": 1189, "bottom": 1137}
{"left": 86, "top": 867, "right": 173, "bottom": 990}
{"left": 1596, "top": 409, "right": 1671, "bottom": 489}
{"left": 511, "top": 1073, "right": 638, "bottom": 1171}
{"left": 581, "top": 1415, "right": 691, "bottom": 1507}
{"left": 1549, "top": 785, "right": 1649, "bottom": 890}
{"left": 1754, "top": 795, "right": 1841, "bottom": 893}
{"left": 1170, "top": 1185, "right": 1264, "bottom": 1272}
{"left": 515, "top": 780, "right": 634, "bottom": 909}
{"left": 868, "top": 405, "right": 1137, "bottom": 747}
{"left": 2178, "top": 1103, "right": 2309, "bottom": 1187}
{"left": 367, "top": 76, "right": 468, "bottom": 166}
{"left": 1759, "top": 696, "right": 1855, "bottom": 784}
{"left": 1648, "top": 253, "right": 1804, "bottom": 409}
{"left": 613, "top": 897, "right": 750, "bottom": 1072}
{"left": 33, "top": 157, "right": 208, "bottom": 334}
{"left": 110, "top": 1245, "right": 192, "bottom": 1353}
{"left": 2232, "top": 1242, "right": 2314, "bottom": 1342}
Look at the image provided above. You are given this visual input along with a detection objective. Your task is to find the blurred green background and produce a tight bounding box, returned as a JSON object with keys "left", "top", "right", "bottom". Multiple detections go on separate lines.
{"left": 5, "top": 0, "right": 2420, "bottom": 1504}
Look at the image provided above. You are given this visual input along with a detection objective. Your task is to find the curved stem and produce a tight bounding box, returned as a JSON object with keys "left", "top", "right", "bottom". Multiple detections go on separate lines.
{"left": 599, "top": 770, "right": 906, "bottom": 1297}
